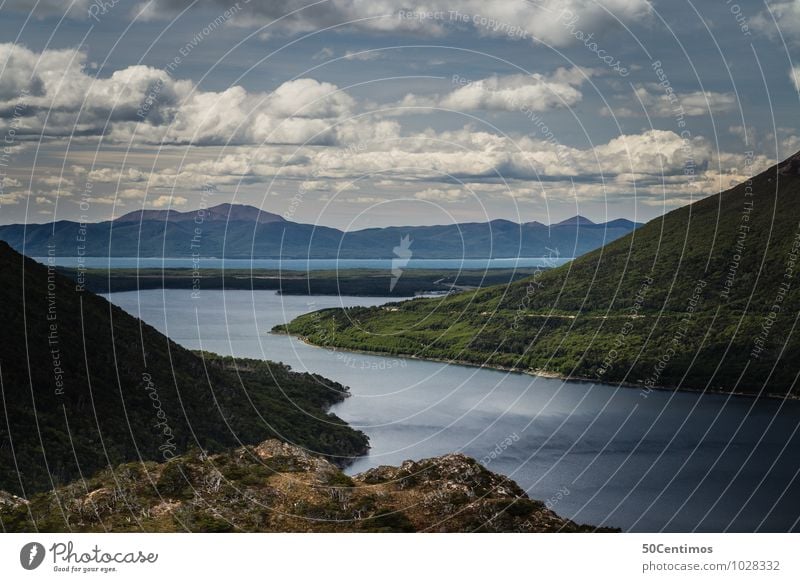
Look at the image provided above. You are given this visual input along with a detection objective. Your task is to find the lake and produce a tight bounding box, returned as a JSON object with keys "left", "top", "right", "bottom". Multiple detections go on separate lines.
{"left": 40, "top": 256, "right": 571, "bottom": 270}
{"left": 105, "top": 289, "right": 800, "bottom": 533}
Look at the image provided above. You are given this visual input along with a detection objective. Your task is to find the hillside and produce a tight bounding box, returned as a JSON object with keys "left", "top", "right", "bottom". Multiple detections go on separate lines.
{"left": 0, "top": 439, "right": 610, "bottom": 532}
{"left": 0, "top": 204, "right": 640, "bottom": 259}
{"left": 0, "top": 241, "right": 368, "bottom": 497}
{"left": 281, "top": 153, "right": 800, "bottom": 396}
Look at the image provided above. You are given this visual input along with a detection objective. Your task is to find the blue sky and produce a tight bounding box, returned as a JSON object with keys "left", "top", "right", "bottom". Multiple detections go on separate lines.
{"left": 0, "top": 0, "right": 798, "bottom": 228}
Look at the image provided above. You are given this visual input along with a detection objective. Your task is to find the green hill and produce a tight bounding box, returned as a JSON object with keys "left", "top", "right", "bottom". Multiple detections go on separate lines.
{"left": 281, "top": 153, "right": 800, "bottom": 397}
{"left": 0, "top": 242, "right": 368, "bottom": 497}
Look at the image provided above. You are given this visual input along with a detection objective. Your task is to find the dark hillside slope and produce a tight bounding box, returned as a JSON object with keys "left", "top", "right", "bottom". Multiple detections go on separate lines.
{"left": 282, "top": 153, "right": 800, "bottom": 396}
{"left": 0, "top": 242, "right": 368, "bottom": 496}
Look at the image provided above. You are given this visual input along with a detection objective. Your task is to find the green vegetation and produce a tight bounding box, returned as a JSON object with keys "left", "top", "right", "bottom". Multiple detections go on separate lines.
{"left": 55, "top": 267, "right": 547, "bottom": 297}
{"left": 280, "top": 156, "right": 800, "bottom": 397}
{"left": 0, "top": 242, "right": 368, "bottom": 497}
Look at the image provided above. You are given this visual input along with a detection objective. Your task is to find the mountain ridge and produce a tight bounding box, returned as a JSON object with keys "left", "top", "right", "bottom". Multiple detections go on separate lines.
{"left": 113, "top": 203, "right": 286, "bottom": 224}
{"left": 0, "top": 207, "right": 642, "bottom": 259}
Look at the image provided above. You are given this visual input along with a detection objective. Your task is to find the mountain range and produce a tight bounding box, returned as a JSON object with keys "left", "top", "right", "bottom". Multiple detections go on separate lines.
{"left": 0, "top": 204, "right": 641, "bottom": 259}
{"left": 281, "top": 153, "right": 800, "bottom": 397}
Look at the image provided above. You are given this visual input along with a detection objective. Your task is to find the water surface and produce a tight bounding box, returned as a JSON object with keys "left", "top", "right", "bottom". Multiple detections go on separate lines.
{"left": 105, "top": 289, "right": 800, "bottom": 532}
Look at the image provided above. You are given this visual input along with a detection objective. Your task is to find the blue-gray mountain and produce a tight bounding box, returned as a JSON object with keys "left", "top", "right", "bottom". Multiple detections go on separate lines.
{"left": 0, "top": 204, "right": 641, "bottom": 259}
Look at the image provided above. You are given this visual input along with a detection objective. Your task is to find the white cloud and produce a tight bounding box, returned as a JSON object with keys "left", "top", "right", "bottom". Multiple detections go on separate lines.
{"left": 335, "top": 195, "right": 384, "bottom": 204}
{"left": 343, "top": 50, "right": 383, "bottom": 61}
{"left": 444, "top": 70, "right": 587, "bottom": 112}
{"left": 0, "top": 43, "right": 366, "bottom": 147}
{"left": 791, "top": 66, "right": 800, "bottom": 91}
{"left": 1, "top": 177, "right": 22, "bottom": 189}
{"left": 753, "top": 2, "right": 800, "bottom": 40}
{"left": 0, "top": 42, "right": 771, "bottom": 216}
{"left": 152, "top": 194, "right": 188, "bottom": 208}
{"left": 20, "top": 122, "right": 768, "bottom": 221}
{"left": 0, "top": 192, "right": 23, "bottom": 205}
{"left": 86, "top": 127, "right": 767, "bottom": 210}
{"left": 396, "top": 67, "right": 590, "bottom": 114}
{"left": 765, "top": 127, "right": 800, "bottom": 159}
{"left": 300, "top": 180, "right": 331, "bottom": 191}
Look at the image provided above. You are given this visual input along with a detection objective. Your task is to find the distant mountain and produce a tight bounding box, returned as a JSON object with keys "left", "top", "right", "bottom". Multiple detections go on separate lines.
{"left": 281, "top": 152, "right": 800, "bottom": 397}
{"left": 555, "top": 215, "right": 595, "bottom": 226}
{"left": 114, "top": 203, "right": 286, "bottom": 224}
{"left": 0, "top": 241, "right": 368, "bottom": 497}
{"left": 0, "top": 439, "right": 611, "bottom": 532}
{"left": 0, "top": 205, "right": 642, "bottom": 259}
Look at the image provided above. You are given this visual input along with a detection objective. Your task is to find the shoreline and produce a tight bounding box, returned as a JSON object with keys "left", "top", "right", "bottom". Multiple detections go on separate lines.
{"left": 277, "top": 330, "right": 799, "bottom": 402}
{"left": 59, "top": 267, "right": 543, "bottom": 298}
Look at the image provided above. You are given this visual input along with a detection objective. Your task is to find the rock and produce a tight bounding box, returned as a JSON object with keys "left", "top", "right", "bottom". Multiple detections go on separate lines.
{"left": 0, "top": 489, "right": 28, "bottom": 511}
{"left": 0, "top": 440, "right": 616, "bottom": 533}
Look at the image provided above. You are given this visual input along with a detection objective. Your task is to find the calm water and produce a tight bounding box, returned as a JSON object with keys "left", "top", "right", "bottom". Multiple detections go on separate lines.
{"left": 41, "top": 256, "right": 571, "bottom": 270}
{"left": 105, "top": 289, "right": 800, "bottom": 533}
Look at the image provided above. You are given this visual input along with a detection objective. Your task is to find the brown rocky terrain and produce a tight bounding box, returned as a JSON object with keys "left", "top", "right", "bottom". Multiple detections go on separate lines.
{"left": 0, "top": 439, "right": 612, "bottom": 533}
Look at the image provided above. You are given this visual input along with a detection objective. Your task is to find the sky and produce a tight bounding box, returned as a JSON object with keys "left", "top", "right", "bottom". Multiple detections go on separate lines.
{"left": 0, "top": 0, "right": 798, "bottom": 229}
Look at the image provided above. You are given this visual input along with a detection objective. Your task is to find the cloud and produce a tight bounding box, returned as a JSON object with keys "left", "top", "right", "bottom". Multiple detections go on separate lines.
{"left": 131, "top": 0, "right": 652, "bottom": 48}
{"left": 85, "top": 127, "right": 767, "bottom": 210}
{"left": 791, "top": 66, "right": 800, "bottom": 91}
{"left": 26, "top": 121, "right": 770, "bottom": 221}
{"left": 753, "top": 2, "right": 800, "bottom": 40}
{"left": 0, "top": 192, "right": 24, "bottom": 205}
{"left": 396, "top": 67, "right": 590, "bottom": 114}
{"left": 343, "top": 50, "right": 383, "bottom": 61}
{"left": 0, "top": 43, "right": 366, "bottom": 146}
{"left": 152, "top": 194, "right": 188, "bottom": 208}
{"left": 444, "top": 69, "right": 587, "bottom": 112}
{"left": 300, "top": 180, "right": 331, "bottom": 191}
{"left": 414, "top": 187, "right": 467, "bottom": 201}
{"left": 312, "top": 47, "right": 334, "bottom": 60}
{"left": 1, "top": 177, "right": 23, "bottom": 189}
{"left": 602, "top": 86, "right": 738, "bottom": 117}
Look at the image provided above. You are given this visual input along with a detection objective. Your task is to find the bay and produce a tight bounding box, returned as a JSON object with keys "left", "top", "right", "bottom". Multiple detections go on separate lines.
{"left": 104, "top": 289, "right": 800, "bottom": 532}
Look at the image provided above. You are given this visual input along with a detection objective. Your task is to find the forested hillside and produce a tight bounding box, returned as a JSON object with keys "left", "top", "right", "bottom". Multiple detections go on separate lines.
{"left": 282, "top": 154, "right": 800, "bottom": 397}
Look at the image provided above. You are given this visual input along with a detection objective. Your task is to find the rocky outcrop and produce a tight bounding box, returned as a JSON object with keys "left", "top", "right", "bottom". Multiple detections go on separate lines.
{"left": 0, "top": 490, "right": 27, "bottom": 512}
{"left": 0, "top": 440, "right": 613, "bottom": 533}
